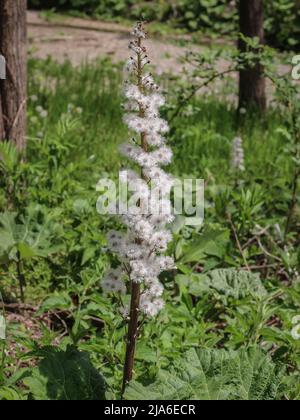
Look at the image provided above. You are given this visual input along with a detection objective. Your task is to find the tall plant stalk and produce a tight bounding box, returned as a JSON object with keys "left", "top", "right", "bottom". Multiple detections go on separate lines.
{"left": 122, "top": 36, "right": 146, "bottom": 395}
{"left": 100, "top": 22, "right": 175, "bottom": 397}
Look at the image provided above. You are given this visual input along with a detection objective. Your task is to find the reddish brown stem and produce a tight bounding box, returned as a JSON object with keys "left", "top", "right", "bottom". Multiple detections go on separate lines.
{"left": 16, "top": 251, "right": 26, "bottom": 303}
{"left": 121, "top": 281, "right": 140, "bottom": 396}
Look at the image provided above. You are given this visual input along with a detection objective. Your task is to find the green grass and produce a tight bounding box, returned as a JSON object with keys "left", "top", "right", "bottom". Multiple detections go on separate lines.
{"left": 28, "top": 58, "right": 292, "bottom": 188}
{"left": 28, "top": 58, "right": 125, "bottom": 173}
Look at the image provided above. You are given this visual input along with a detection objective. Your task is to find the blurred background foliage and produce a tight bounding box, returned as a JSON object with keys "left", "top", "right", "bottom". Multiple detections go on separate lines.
{"left": 28, "top": 0, "right": 300, "bottom": 50}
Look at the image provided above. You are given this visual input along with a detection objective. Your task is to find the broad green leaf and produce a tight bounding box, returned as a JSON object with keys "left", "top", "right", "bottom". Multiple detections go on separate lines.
{"left": 135, "top": 343, "right": 157, "bottom": 363}
{"left": 0, "top": 213, "right": 17, "bottom": 253}
{"left": 18, "top": 242, "right": 36, "bottom": 260}
{"left": 24, "top": 345, "right": 106, "bottom": 400}
{"left": 0, "top": 205, "right": 65, "bottom": 262}
{"left": 188, "top": 269, "right": 267, "bottom": 301}
{"left": 125, "top": 347, "right": 282, "bottom": 401}
{"left": 38, "top": 293, "right": 72, "bottom": 313}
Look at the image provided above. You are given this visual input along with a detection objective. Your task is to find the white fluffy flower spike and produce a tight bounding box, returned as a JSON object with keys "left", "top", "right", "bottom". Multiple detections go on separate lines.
{"left": 231, "top": 136, "right": 245, "bottom": 172}
{"left": 102, "top": 22, "right": 175, "bottom": 318}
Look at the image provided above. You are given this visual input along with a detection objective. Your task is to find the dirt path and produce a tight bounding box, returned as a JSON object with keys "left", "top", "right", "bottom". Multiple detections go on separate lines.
{"left": 28, "top": 11, "right": 201, "bottom": 74}
{"left": 28, "top": 11, "right": 293, "bottom": 102}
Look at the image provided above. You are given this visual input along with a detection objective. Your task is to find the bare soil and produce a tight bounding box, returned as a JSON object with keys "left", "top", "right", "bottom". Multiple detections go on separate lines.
{"left": 28, "top": 11, "right": 201, "bottom": 74}
{"left": 27, "top": 11, "right": 292, "bottom": 100}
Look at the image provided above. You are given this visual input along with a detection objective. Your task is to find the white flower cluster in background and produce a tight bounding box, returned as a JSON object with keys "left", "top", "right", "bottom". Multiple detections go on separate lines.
{"left": 101, "top": 22, "right": 175, "bottom": 317}
{"left": 0, "top": 314, "right": 6, "bottom": 340}
{"left": 291, "top": 316, "right": 300, "bottom": 340}
{"left": 231, "top": 136, "right": 245, "bottom": 172}
{"left": 36, "top": 105, "right": 48, "bottom": 119}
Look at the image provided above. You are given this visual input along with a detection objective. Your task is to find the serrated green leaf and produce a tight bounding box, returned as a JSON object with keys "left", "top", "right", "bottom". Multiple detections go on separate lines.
{"left": 189, "top": 269, "right": 267, "bottom": 301}
{"left": 125, "top": 347, "right": 282, "bottom": 401}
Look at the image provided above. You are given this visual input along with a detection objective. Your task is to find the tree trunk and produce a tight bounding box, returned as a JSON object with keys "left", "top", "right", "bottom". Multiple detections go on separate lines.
{"left": 0, "top": 99, "right": 4, "bottom": 140}
{"left": 0, "top": 0, "right": 27, "bottom": 151}
{"left": 238, "top": 0, "right": 266, "bottom": 111}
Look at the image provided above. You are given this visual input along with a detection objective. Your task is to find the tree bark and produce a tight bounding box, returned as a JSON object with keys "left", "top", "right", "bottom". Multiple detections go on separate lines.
{"left": 0, "top": 98, "right": 4, "bottom": 140}
{"left": 238, "top": 0, "right": 266, "bottom": 111}
{"left": 0, "top": 0, "right": 27, "bottom": 151}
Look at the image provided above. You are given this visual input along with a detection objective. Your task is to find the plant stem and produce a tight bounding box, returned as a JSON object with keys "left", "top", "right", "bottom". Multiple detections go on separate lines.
{"left": 122, "top": 35, "right": 146, "bottom": 397}
{"left": 16, "top": 251, "right": 26, "bottom": 303}
{"left": 121, "top": 281, "right": 141, "bottom": 396}
{"left": 227, "top": 213, "right": 251, "bottom": 272}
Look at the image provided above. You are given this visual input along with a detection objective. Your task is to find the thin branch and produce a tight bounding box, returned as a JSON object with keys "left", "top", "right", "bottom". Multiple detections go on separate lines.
{"left": 170, "top": 67, "right": 236, "bottom": 123}
{"left": 256, "top": 237, "right": 282, "bottom": 263}
{"left": 12, "top": 97, "right": 27, "bottom": 129}
{"left": 227, "top": 213, "right": 251, "bottom": 272}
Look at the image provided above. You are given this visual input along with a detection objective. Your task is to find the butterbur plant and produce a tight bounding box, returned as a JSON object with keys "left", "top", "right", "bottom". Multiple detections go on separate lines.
{"left": 101, "top": 22, "right": 175, "bottom": 394}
